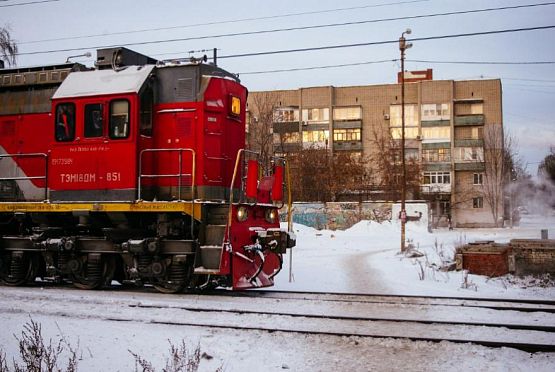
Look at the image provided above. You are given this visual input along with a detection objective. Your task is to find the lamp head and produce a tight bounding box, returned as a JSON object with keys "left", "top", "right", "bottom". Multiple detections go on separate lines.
{"left": 405, "top": 28, "right": 412, "bottom": 35}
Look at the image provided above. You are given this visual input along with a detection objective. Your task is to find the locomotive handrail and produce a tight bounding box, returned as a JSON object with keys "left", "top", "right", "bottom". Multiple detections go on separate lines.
{"left": 138, "top": 148, "right": 196, "bottom": 201}
{"left": 138, "top": 148, "right": 196, "bottom": 237}
{"left": 225, "top": 149, "right": 260, "bottom": 243}
{"left": 0, "top": 152, "right": 49, "bottom": 201}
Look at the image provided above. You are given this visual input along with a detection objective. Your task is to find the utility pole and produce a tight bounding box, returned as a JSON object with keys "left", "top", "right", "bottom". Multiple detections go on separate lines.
{"left": 399, "top": 29, "right": 412, "bottom": 253}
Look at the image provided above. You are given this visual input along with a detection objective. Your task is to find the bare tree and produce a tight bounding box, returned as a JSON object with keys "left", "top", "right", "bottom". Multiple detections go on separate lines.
{"left": 368, "top": 126, "right": 421, "bottom": 201}
{"left": 482, "top": 124, "right": 515, "bottom": 227}
{"left": 247, "top": 91, "right": 278, "bottom": 171}
{"left": 539, "top": 146, "right": 555, "bottom": 183}
{"left": 1, "top": 26, "right": 18, "bottom": 67}
{"left": 285, "top": 146, "right": 369, "bottom": 202}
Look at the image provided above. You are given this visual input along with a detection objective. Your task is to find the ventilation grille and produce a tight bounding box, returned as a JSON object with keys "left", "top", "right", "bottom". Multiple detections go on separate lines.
{"left": 176, "top": 78, "right": 194, "bottom": 101}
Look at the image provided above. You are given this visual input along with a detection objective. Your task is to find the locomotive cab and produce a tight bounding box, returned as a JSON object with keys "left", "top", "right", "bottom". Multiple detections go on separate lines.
{"left": 49, "top": 65, "right": 154, "bottom": 201}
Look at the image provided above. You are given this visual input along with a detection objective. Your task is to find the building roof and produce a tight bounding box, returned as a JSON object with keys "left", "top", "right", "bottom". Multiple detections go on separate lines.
{"left": 52, "top": 65, "right": 154, "bottom": 99}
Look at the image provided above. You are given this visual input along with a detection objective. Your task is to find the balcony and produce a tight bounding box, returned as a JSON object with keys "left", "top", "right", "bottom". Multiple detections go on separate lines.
{"left": 421, "top": 184, "right": 452, "bottom": 194}
{"left": 333, "top": 120, "right": 362, "bottom": 129}
{"left": 333, "top": 141, "right": 362, "bottom": 151}
{"left": 273, "top": 142, "right": 302, "bottom": 153}
{"left": 454, "top": 115, "right": 485, "bottom": 126}
{"left": 422, "top": 142, "right": 450, "bottom": 150}
{"left": 454, "top": 139, "right": 484, "bottom": 147}
{"left": 423, "top": 163, "right": 452, "bottom": 172}
{"left": 421, "top": 120, "right": 450, "bottom": 127}
{"left": 273, "top": 122, "right": 299, "bottom": 133}
{"left": 454, "top": 162, "right": 485, "bottom": 171}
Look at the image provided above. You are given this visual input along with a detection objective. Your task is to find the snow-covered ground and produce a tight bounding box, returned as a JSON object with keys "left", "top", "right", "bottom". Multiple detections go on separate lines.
{"left": 274, "top": 213, "right": 555, "bottom": 299}
{"left": 0, "top": 213, "right": 554, "bottom": 371}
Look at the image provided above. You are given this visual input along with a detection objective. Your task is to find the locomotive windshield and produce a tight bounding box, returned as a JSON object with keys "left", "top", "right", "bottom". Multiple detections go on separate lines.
{"left": 109, "top": 99, "right": 130, "bottom": 139}
{"left": 55, "top": 102, "right": 76, "bottom": 142}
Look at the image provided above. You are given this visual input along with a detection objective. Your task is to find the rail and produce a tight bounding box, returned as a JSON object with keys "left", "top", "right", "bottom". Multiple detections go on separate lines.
{"left": 138, "top": 148, "right": 196, "bottom": 236}
{"left": 0, "top": 152, "right": 49, "bottom": 201}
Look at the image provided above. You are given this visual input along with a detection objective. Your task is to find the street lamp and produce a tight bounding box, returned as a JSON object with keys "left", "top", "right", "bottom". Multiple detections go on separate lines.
{"left": 66, "top": 52, "right": 92, "bottom": 63}
{"left": 399, "top": 29, "right": 412, "bottom": 253}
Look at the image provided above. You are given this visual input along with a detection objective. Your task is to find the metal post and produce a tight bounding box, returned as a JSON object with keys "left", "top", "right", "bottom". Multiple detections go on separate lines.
{"left": 399, "top": 29, "right": 412, "bottom": 253}
{"left": 178, "top": 150, "right": 182, "bottom": 201}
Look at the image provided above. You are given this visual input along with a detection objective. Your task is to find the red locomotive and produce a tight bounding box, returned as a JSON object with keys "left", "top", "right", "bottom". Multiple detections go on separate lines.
{"left": 0, "top": 47, "right": 295, "bottom": 292}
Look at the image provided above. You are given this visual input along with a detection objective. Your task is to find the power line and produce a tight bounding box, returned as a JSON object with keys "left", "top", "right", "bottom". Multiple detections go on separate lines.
{"left": 0, "top": 0, "right": 60, "bottom": 7}
{"left": 410, "top": 59, "right": 555, "bottom": 65}
{"left": 218, "top": 25, "right": 555, "bottom": 60}
{"left": 18, "top": 0, "right": 431, "bottom": 45}
{"left": 15, "top": 2, "right": 555, "bottom": 56}
{"left": 238, "top": 59, "right": 398, "bottom": 75}
{"left": 238, "top": 58, "right": 555, "bottom": 75}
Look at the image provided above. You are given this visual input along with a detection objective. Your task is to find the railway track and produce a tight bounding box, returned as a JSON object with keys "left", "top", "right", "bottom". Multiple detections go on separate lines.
{"left": 0, "top": 285, "right": 554, "bottom": 353}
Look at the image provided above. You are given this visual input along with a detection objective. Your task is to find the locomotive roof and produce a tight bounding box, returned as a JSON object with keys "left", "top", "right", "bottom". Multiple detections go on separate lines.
{"left": 52, "top": 65, "right": 155, "bottom": 99}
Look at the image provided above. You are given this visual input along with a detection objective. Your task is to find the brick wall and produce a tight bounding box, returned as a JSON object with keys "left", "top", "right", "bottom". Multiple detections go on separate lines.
{"left": 457, "top": 239, "right": 555, "bottom": 277}
{"left": 510, "top": 239, "right": 555, "bottom": 275}
{"left": 456, "top": 243, "right": 510, "bottom": 277}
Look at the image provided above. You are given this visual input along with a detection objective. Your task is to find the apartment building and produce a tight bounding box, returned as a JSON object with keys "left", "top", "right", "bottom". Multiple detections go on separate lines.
{"left": 247, "top": 74, "right": 503, "bottom": 227}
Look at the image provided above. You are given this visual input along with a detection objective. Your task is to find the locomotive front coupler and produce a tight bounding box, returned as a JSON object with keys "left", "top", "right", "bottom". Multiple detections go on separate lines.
{"left": 248, "top": 228, "right": 296, "bottom": 253}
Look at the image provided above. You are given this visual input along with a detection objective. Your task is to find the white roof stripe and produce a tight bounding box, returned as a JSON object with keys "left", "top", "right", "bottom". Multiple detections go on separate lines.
{"left": 52, "top": 65, "right": 155, "bottom": 99}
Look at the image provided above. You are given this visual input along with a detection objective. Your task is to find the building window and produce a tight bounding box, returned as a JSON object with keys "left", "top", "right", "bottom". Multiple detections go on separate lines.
{"left": 454, "top": 147, "right": 484, "bottom": 162}
{"left": 423, "top": 171, "right": 451, "bottom": 185}
{"left": 390, "top": 127, "right": 419, "bottom": 139}
{"left": 471, "top": 103, "right": 483, "bottom": 115}
{"left": 473, "top": 196, "right": 483, "bottom": 208}
{"left": 55, "top": 102, "right": 76, "bottom": 142}
{"left": 440, "top": 201, "right": 451, "bottom": 215}
{"left": 473, "top": 173, "right": 483, "bottom": 185}
{"left": 421, "top": 103, "right": 450, "bottom": 121}
{"left": 302, "top": 108, "right": 329, "bottom": 124}
{"left": 455, "top": 102, "right": 484, "bottom": 116}
{"left": 405, "top": 148, "right": 419, "bottom": 160}
{"left": 333, "top": 106, "right": 361, "bottom": 121}
{"left": 333, "top": 128, "right": 361, "bottom": 141}
{"left": 421, "top": 126, "right": 450, "bottom": 141}
{"left": 84, "top": 103, "right": 103, "bottom": 138}
{"left": 273, "top": 132, "right": 300, "bottom": 144}
{"left": 273, "top": 107, "right": 299, "bottom": 123}
{"left": 302, "top": 130, "right": 329, "bottom": 143}
{"left": 422, "top": 148, "right": 451, "bottom": 162}
{"left": 390, "top": 104, "right": 418, "bottom": 127}
{"left": 455, "top": 126, "right": 483, "bottom": 140}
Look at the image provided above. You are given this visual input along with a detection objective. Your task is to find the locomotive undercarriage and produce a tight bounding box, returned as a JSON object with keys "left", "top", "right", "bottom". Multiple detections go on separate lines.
{"left": 0, "top": 210, "right": 226, "bottom": 293}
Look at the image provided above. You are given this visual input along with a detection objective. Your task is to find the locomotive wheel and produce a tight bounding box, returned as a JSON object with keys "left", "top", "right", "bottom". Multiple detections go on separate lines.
{"left": 152, "top": 257, "right": 190, "bottom": 294}
{"left": 0, "top": 252, "right": 39, "bottom": 286}
{"left": 70, "top": 254, "right": 116, "bottom": 290}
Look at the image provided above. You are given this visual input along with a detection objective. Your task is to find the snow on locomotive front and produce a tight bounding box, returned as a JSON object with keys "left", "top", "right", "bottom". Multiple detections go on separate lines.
{"left": 0, "top": 47, "right": 295, "bottom": 292}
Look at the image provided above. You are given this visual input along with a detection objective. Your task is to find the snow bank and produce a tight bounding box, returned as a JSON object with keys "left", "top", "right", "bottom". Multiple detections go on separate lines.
{"left": 277, "top": 214, "right": 555, "bottom": 299}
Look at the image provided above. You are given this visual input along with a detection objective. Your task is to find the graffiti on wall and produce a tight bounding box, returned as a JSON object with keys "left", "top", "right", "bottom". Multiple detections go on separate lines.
{"left": 281, "top": 201, "right": 427, "bottom": 230}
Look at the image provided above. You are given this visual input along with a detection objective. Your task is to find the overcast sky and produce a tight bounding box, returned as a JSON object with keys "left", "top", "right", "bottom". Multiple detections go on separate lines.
{"left": 1, "top": 0, "right": 553, "bottom": 173}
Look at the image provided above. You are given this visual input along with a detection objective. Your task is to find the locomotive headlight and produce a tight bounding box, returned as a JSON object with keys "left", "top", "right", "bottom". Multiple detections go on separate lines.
{"left": 236, "top": 206, "right": 248, "bottom": 222}
{"left": 230, "top": 95, "right": 241, "bottom": 116}
{"left": 265, "top": 209, "right": 277, "bottom": 224}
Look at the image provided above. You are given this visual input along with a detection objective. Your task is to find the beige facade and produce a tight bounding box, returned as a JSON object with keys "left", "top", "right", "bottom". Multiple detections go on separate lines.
{"left": 247, "top": 78, "right": 503, "bottom": 227}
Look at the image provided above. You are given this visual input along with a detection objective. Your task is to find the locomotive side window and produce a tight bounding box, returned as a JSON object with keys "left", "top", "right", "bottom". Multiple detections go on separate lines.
{"left": 109, "top": 99, "right": 130, "bottom": 139}
{"left": 84, "top": 103, "right": 103, "bottom": 138}
{"left": 55, "top": 103, "right": 76, "bottom": 142}
{"left": 140, "top": 86, "right": 153, "bottom": 136}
